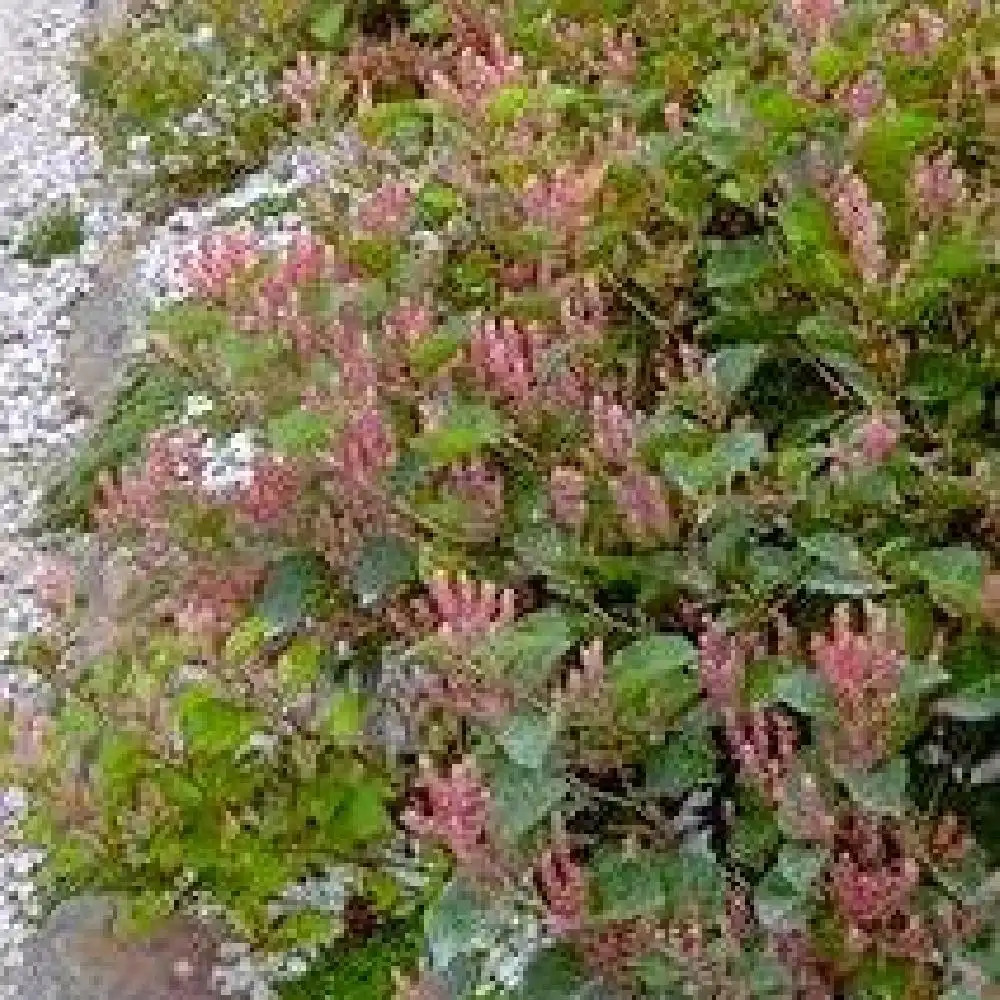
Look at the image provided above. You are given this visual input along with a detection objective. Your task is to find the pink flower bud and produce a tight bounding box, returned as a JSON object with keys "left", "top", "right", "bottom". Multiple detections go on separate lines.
{"left": 331, "top": 407, "right": 396, "bottom": 492}
{"left": 591, "top": 396, "right": 637, "bottom": 467}
{"left": 181, "top": 229, "right": 259, "bottom": 303}
{"left": 828, "top": 166, "right": 887, "bottom": 284}
{"left": 725, "top": 707, "right": 799, "bottom": 803}
{"left": 403, "top": 758, "right": 491, "bottom": 863}
{"left": 233, "top": 455, "right": 302, "bottom": 524}
{"left": 893, "top": 7, "right": 949, "bottom": 58}
{"left": 426, "top": 571, "right": 517, "bottom": 643}
{"left": 786, "top": 0, "right": 843, "bottom": 40}
{"left": 611, "top": 466, "right": 671, "bottom": 541}
{"left": 549, "top": 466, "right": 588, "bottom": 528}
{"left": 356, "top": 180, "right": 414, "bottom": 237}
{"left": 279, "top": 51, "right": 331, "bottom": 124}
{"left": 698, "top": 623, "right": 746, "bottom": 710}
{"left": 857, "top": 413, "right": 900, "bottom": 464}
{"left": 841, "top": 71, "right": 885, "bottom": 122}
{"left": 912, "top": 149, "right": 964, "bottom": 221}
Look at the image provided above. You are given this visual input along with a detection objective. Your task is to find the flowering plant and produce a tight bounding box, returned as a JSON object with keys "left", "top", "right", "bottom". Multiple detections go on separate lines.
{"left": 17, "top": 0, "right": 1000, "bottom": 996}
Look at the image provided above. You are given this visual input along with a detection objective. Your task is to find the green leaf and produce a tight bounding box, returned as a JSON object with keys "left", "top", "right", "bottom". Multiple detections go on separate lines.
{"left": 476, "top": 609, "right": 576, "bottom": 683}
{"left": 490, "top": 756, "right": 569, "bottom": 838}
{"left": 840, "top": 757, "right": 908, "bottom": 818}
{"left": 756, "top": 844, "right": 828, "bottom": 929}
{"left": 309, "top": 2, "right": 347, "bottom": 47}
{"left": 266, "top": 408, "right": 329, "bottom": 458}
{"left": 779, "top": 192, "right": 848, "bottom": 289}
{"left": 609, "top": 634, "right": 699, "bottom": 723}
{"left": 426, "top": 878, "right": 505, "bottom": 971}
{"left": 255, "top": 551, "right": 330, "bottom": 635}
{"left": 513, "top": 946, "right": 600, "bottom": 1000}
{"left": 849, "top": 955, "right": 916, "bottom": 1000}
{"left": 799, "top": 532, "right": 886, "bottom": 596}
{"left": 909, "top": 546, "right": 986, "bottom": 616}
{"left": 591, "top": 851, "right": 667, "bottom": 921}
{"left": 730, "top": 787, "right": 781, "bottom": 872}
{"left": 661, "top": 836, "right": 727, "bottom": 914}
{"left": 768, "top": 667, "right": 834, "bottom": 719}
{"left": 645, "top": 732, "right": 718, "bottom": 799}
{"left": 705, "top": 238, "right": 770, "bottom": 290}
{"left": 351, "top": 535, "right": 417, "bottom": 608}
{"left": 708, "top": 345, "right": 768, "bottom": 405}
{"left": 497, "top": 712, "right": 559, "bottom": 770}
{"left": 322, "top": 688, "right": 365, "bottom": 743}
{"left": 662, "top": 432, "right": 768, "bottom": 498}
{"left": 412, "top": 401, "right": 505, "bottom": 465}
{"left": 277, "top": 637, "right": 323, "bottom": 695}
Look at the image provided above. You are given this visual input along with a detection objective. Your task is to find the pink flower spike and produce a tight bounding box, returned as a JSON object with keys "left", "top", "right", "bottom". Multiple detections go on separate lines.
{"left": 786, "top": 0, "right": 843, "bottom": 40}
{"left": 592, "top": 396, "right": 637, "bottom": 467}
{"left": 698, "top": 623, "right": 746, "bottom": 710}
{"left": 535, "top": 845, "right": 586, "bottom": 934}
{"left": 828, "top": 166, "right": 887, "bottom": 284}
{"left": 913, "top": 149, "right": 965, "bottom": 221}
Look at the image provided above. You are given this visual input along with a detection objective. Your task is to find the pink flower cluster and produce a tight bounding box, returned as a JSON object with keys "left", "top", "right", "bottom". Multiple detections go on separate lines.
{"left": 427, "top": 34, "right": 524, "bottom": 116}
{"left": 549, "top": 466, "right": 588, "bottom": 529}
{"left": 279, "top": 51, "right": 331, "bottom": 124}
{"left": 239, "top": 234, "right": 331, "bottom": 356}
{"left": 329, "top": 407, "right": 396, "bottom": 493}
{"left": 469, "top": 316, "right": 587, "bottom": 412}
{"left": 95, "top": 427, "right": 208, "bottom": 538}
{"left": 535, "top": 845, "right": 586, "bottom": 934}
{"left": 893, "top": 7, "right": 949, "bottom": 59}
{"left": 592, "top": 395, "right": 638, "bottom": 467}
{"left": 356, "top": 180, "right": 414, "bottom": 237}
{"left": 232, "top": 455, "right": 302, "bottom": 525}
{"left": 698, "top": 623, "right": 746, "bottom": 710}
{"left": 425, "top": 570, "right": 517, "bottom": 644}
{"left": 912, "top": 149, "right": 965, "bottom": 221}
{"left": 403, "top": 758, "right": 490, "bottom": 863}
{"left": 841, "top": 71, "right": 885, "bottom": 123}
{"left": 829, "top": 815, "right": 921, "bottom": 947}
{"left": 174, "top": 562, "right": 264, "bottom": 646}
{"left": 611, "top": 466, "right": 672, "bottom": 542}
{"left": 600, "top": 27, "right": 638, "bottom": 83}
{"left": 811, "top": 605, "right": 903, "bottom": 766}
{"left": 725, "top": 708, "right": 799, "bottom": 803}
{"left": 181, "top": 229, "right": 260, "bottom": 303}
{"left": 563, "top": 637, "right": 606, "bottom": 702}
{"left": 828, "top": 167, "right": 887, "bottom": 284}
{"left": 520, "top": 164, "right": 605, "bottom": 233}
{"left": 856, "top": 413, "right": 901, "bottom": 464}
{"left": 786, "top": 0, "right": 843, "bottom": 40}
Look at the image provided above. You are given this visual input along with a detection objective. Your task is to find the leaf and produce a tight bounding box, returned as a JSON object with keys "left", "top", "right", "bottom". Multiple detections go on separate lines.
{"left": 705, "top": 238, "right": 770, "bottom": 290}
{"left": 476, "top": 609, "right": 576, "bottom": 682}
{"left": 255, "top": 551, "right": 330, "bottom": 635}
{"left": 708, "top": 344, "right": 768, "bottom": 405}
{"left": 426, "top": 878, "right": 509, "bottom": 972}
{"left": 412, "top": 401, "right": 505, "bottom": 465}
{"left": 497, "top": 712, "right": 559, "bottom": 770}
{"left": 322, "top": 688, "right": 365, "bottom": 743}
{"left": 730, "top": 787, "right": 781, "bottom": 871}
{"left": 661, "top": 835, "right": 727, "bottom": 914}
{"left": 277, "top": 637, "right": 323, "bottom": 694}
{"left": 909, "top": 546, "right": 986, "bottom": 616}
{"left": 351, "top": 535, "right": 417, "bottom": 608}
{"left": 779, "top": 193, "right": 849, "bottom": 289}
{"left": 591, "top": 851, "right": 667, "bottom": 921}
{"left": 935, "top": 673, "right": 1000, "bottom": 721}
{"left": 768, "top": 667, "right": 835, "bottom": 719}
{"left": 513, "top": 946, "right": 602, "bottom": 1000}
{"left": 490, "top": 756, "right": 569, "bottom": 838}
{"left": 644, "top": 717, "right": 718, "bottom": 798}
{"left": 609, "top": 634, "right": 700, "bottom": 724}
{"left": 662, "top": 432, "right": 768, "bottom": 498}
{"left": 266, "top": 408, "right": 329, "bottom": 458}
{"left": 840, "top": 758, "right": 909, "bottom": 818}
{"left": 756, "top": 844, "right": 829, "bottom": 930}
{"left": 309, "top": 2, "right": 347, "bottom": 47}
{"left": 798, "top": 532, "right": 886, "bottom": 596}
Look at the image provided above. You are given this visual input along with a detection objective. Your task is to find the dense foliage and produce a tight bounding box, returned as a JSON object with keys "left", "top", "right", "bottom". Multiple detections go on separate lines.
{"left": 10, "top": 0, "right": 1000, "bottom": 996}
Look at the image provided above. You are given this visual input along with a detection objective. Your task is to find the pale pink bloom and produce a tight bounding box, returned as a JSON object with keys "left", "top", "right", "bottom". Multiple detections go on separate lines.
{"left": 331, "top": 407, "right": 396, "bottom": 493}
{"left": 857, "top": 413, "right": 900, "bottom": 464}
{"left": 664, "top": 101, "right": 686, "bottom": 133}
{"left": 469, "top": 316, "right": 537, "bottom": 407}
{"left": 811, "top": 605, "right": 902, "bottom": 704}
{"left": 279, "top": 51, "right": 331, "bottom": 124}
{"left": 611, "top": 466, "right": 671, "bottom": 541}
{"left": 549, "top": 466, "right": 588, "bottom": 528}
{"left": 520, "top": 164, "right": 605, "bottom": 232}
{"left": 841, "top": 71, "right": 885, "bottom": 122}
{"left": 698, "top": 623, "right": 746, "bottom": 710}
{"left": 403, "top": 758, "right": 491, "bottom": 863}
{"left": 383, "top": 299, "right": 434, "bottom": 349}
{"left": 912, "top": 149, "right": 965, "bottom": 220}
{"left": 893, "top": 7, "right": 949, "bottom": 58}
{"left": 427, "top": 35, "right": 523, "bottom": 116}
{"left": 786, "top": 0, "right": 843, "bottom": 39}
{"left": 600, "top": 27, "right": 638, "bottom": 83}
{"left": 425, "top": 570, "right": 517, "bottom": 643}
{"left": 535, "top": 845, "right": 586, "bottom": 934}
{"left": 828, "top": 166, "right": 887, "bottom": 284}
{"left": 181, "top": 229, "right": 259, "bottom": 302}
{"left": 32, "top": 554, "right": 76, "bottom": 613}
{"left": 591, "top": 396, "right": 637, "bottom": 466}
{"left": 356, "top": 180, "right": 414, "bottom": 237}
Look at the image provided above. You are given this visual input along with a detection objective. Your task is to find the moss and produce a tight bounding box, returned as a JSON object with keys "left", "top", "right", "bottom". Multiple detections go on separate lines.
{"left": 14, "top": 207, "right": 84, "bottom": 266}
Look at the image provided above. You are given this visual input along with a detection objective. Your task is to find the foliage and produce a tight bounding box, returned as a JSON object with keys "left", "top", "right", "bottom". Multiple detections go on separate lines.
{"left": 18, "top": 0, "right": 1000, "bottom": 997}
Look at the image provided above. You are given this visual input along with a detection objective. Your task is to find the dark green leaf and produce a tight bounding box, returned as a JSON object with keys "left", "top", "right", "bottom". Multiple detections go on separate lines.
{"left": 351, "top": 535, "right": 418, "bottom": 608}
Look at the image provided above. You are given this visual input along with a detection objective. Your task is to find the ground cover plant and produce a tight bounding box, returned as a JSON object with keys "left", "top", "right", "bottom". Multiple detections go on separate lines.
{"left": 9, "top": 0, "right": 1000, "bottom": 996}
